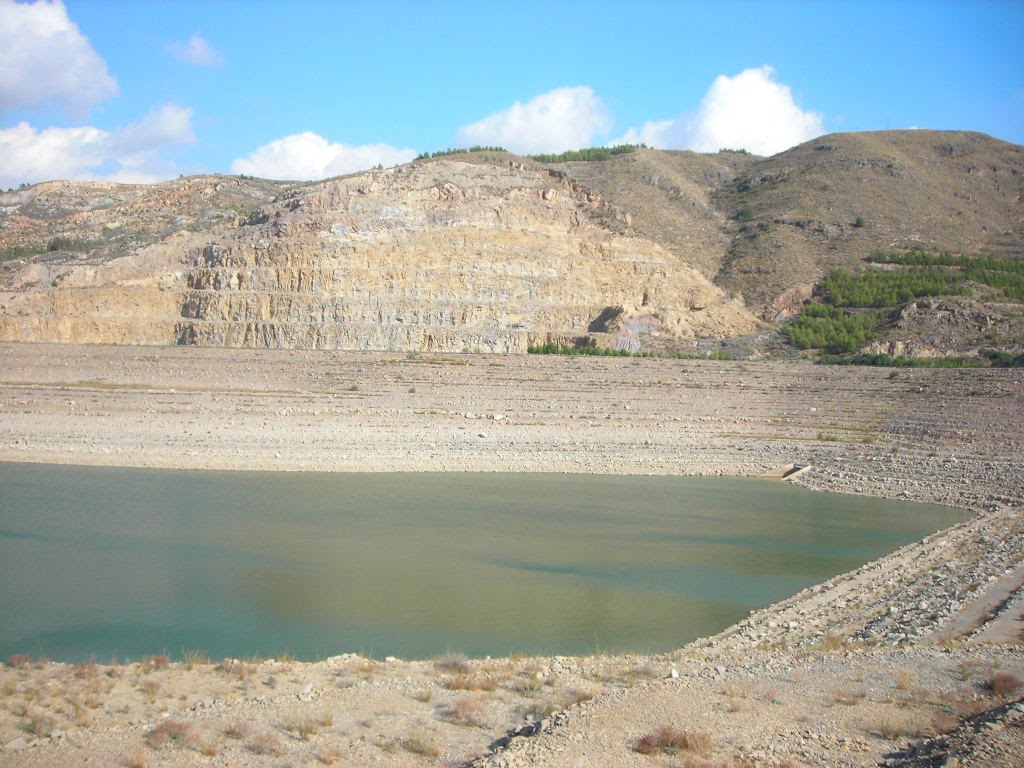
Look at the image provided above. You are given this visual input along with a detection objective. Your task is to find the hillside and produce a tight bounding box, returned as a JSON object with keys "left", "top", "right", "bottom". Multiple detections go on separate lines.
{"left": 0, "top": 130, "right": 1021, "bottom": 357}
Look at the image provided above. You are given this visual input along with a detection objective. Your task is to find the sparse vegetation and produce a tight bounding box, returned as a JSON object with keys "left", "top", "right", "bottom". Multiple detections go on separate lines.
{"left": 527, "top": 342, "right": 735, "bottom": 360}
{"left": 819, "top": 353, "right": 989, "bottom": 368}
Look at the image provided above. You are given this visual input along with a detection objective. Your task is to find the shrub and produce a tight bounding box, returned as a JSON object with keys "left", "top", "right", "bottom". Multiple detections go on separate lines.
{"left": 635, "top": 725, "right": 712, "bottom": 755}
{"left": 447, "top": 695, "right": 488, "bottom": 726}
{"left": 986, "top": 672, "right": 1022, "bottom": 698}
{"left": 146, "top": 719, "right": 194, "bottom": 748}
{"left": 403, "top": 735, "right": 442, "bottom": 758}
{"left": 435, "top": 651, "right": 470, "bottom": 673}
{"left": 281, "top": 712, "right": 319, "bottom": 740}
{"left": 247, "top": 732, "right": 284, "bottom": 756}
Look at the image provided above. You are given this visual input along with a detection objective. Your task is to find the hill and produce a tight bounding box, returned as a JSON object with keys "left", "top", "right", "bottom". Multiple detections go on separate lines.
{"left": 0, "top": 131, "right": 1021, "bottom": 358}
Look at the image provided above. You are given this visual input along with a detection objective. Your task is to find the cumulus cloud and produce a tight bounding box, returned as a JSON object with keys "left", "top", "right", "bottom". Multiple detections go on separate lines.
{"left": 618, "top": 67, "right": 823, "bottom": 157}
{"left": 230, "top": 132, "right": 417, "bottom": 180}
{"left": 0, "top": 0, "right": 118, "bottom": 116}
{"left": 457, "top": 86, "right": 611, "bottom": 155}
{"left": 168, "top": 33, "right": 222, "bottom": 67}
{"left": 0, "top": 104, "right": 196, "bottom": 188}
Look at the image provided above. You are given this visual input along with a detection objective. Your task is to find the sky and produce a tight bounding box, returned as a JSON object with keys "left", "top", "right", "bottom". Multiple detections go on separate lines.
{"left": 0, "top": 0, "right": 1022, "bottom": 188}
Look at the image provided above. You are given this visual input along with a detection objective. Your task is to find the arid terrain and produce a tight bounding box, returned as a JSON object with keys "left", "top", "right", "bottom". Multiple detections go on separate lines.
{"left": 1, "top": 342, "right": 1022, "bottom": 767}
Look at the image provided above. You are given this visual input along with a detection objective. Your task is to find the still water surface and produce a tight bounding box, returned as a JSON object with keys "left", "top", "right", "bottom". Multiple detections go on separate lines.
{"left": 0, "top": 463, "right": 967, "bottom": 661}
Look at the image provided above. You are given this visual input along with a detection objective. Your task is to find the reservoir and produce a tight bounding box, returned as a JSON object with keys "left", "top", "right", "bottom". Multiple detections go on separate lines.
{"left": 0, "top": 463, "right": 967, "bottom": 661}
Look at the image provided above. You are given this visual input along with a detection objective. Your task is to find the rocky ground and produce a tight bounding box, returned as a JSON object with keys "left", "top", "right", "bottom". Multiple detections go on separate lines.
{"left": 0, "top": 342, "right": 1022, "bottom": 767}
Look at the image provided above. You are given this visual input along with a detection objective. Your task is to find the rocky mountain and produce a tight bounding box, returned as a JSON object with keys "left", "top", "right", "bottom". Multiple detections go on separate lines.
{"left": 1, "top": 130, "right": 1021, "bottom": 356}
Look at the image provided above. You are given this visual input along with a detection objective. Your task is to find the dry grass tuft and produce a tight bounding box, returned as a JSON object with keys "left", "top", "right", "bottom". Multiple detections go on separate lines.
{"left": 146, "top": 719, "right": 194, "bottom": 749}
{"left": 635, "top": 725, "right": 712, "bottom": 755}
{"left": 986, "top": 671, "right": 1022, "bottom": 698}
{"left": 447, "top": 695, "right": 488, "bottom": 727}
{"left": 126, "top": 746, "right": 147, "bottom": 768}
{"left": 247, "top": 731, "right": 284, "bottom": 756}
{"left": 411, "top": 688, "right": 433, "bottom": 703}
{"left": 828, "top": 688, "right": 866, "bottom": 706}
{"left": 182, "top": 649, "right": 209, "bottom": 670}
{"left": 223, "top": 721, "right": 252, "bottom": 740}
{"left": 6, "top": 655, "right": 30, "bottom": 669}
{"left": 282, "top": 712, "right": 319, "bottom": 740}
{"left": 435, "top": 651, "right": 471, "bottom": 674}
{"left": 446, "top": 673, "right": 497, "bottom": 691}
{"left": 874, "top": 713, "right": 925, "bottom": 741}
{"left": 894, "top": 670, "right": 916, "bottom": 691}
{"left": 404, "top": 734, "right": 443, "bottom": 758}
{"left": 316, "top": 742, "right": 344, "bottom": 764}
{"left": 820, "top": 633, "right": 845, "bottom": 651}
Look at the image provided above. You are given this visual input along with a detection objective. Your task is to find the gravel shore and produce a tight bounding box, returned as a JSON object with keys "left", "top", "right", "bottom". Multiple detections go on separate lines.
{"left": 1, "top": 342, "right": 1021, "bottom": 767}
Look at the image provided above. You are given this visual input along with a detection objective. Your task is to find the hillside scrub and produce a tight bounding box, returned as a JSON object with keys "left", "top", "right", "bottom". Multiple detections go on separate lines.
{"left": 818, "top": 267, "right": 969, "bottom": 308}
{"left": 527, "top": 144, "right": 643, "bottom": 163}
{"left": 868, "top": 250, "right": 1024, "bottom": 302}
{"left": 782, "top": 303, "right": 878, "bottom": 353}
{"left": 414, "top": 146, "right": 505, "bottom": 160}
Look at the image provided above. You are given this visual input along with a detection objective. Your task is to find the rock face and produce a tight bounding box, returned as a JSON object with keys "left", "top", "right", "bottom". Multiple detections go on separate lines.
{"left": 1, "top": 158, "right": 760, "bottom": 352}
{"left": 175, "top": 160, "right": 759, "bottom": 352}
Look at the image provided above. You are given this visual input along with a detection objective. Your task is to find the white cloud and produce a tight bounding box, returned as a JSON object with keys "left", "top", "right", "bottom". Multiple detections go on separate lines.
{"left": 0, "top": 0, "right": 118, "bottom": 116}
{"left": 230, "top": 132, "right": 417, "bottom": 180}
{"left": 457, "top": 86, "right": 611, "bottom": 155}
{"left": 617, "top": 67, "right": 823, "bottom": 157}
{"left": 168, "top": 33, "right": 222, "bottom": 67}
{"left": 0, "top": 104, "right": 196, "bottom": 188}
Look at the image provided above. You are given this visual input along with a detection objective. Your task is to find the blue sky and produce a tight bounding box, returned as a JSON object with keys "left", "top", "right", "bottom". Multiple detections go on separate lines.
{"left": 1, "top": 0, "right": 1021, "bottom": 186}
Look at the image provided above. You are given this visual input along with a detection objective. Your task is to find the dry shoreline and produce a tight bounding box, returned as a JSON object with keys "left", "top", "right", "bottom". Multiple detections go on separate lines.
{"left": 1, "top": 342, "right": 1022, "bottom": 767}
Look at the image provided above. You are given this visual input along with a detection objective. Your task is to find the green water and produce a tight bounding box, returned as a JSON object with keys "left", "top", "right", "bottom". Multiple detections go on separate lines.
{"left": 0, "top": 464, "right": 966, "bottom": 662}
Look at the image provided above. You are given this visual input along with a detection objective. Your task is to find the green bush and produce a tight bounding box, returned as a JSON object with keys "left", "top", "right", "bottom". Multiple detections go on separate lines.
{"left": 0, "top": 243, "right": 45, "bottom": 260}
{"left": 981, "top": 349, "right": 1024, "bottom": 367}
{"left": 782, "top": 303, "right": 878, "bottom": 353}
{"left": 47, "top": 236, "right": 89, "bottom": 252}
